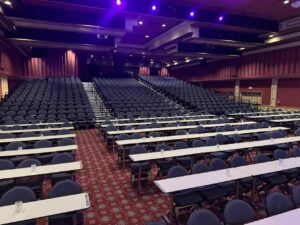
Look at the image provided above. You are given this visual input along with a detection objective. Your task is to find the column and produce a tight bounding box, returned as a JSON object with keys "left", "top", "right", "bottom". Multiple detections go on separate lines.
{"left": 270, "top": 78, "right": 278, "bottom": 107}
{"left": 234, "top": 80, "right": 240, "bottom": 102}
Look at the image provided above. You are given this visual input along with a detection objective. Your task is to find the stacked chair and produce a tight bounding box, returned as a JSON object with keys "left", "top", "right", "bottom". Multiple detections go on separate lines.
{"left": 93, "top": 77, "right": 188, "bottom": 118}
{"left": 0, "top": 78, "right": 95, "bottom": 127}
{"left": 139, "top": 75, "right": 257, "bottom": 114}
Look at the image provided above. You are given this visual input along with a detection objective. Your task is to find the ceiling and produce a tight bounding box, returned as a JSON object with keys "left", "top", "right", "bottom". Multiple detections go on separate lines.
{"left": 163, "top": 0, "right": 300, "bottom": 21}
{"left": 0, "top": 0, "right": 299, "bottom": 69}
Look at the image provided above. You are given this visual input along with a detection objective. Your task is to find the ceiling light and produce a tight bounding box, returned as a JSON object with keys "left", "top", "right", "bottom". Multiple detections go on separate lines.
{"left": 239, "top": 47, "right": 246, "bottom": 50}
{"left": 151, "top": 4, "right": 157, "bottom": 11}
{"left": 4, "top": 0, "right": 11, "bottom": 6}
{"left": 145, "top": 35, "right": 149, "bottom": 38}
{"left": 174, "top": 61, "right": 178, "bottom": 65}
{"left": 189, "top": 11, "right": 195, "bottom": 17}
{"left": 185, "top": 59, "right": 190, "bottom": 63}
{"left": 142, "top": 52, "right": 145, "bottom": 55}
{"left": 199, "top": 57, "right": 203, "bottom": 60}
{"left": 138, "top": 20, "right": 143, "bottom": 25}
{"left": 218, "top": 15, "right": 224, "bottom": 22}
{"left": 283, "top": 0, "right": 290, "bottom": 4}
{"left": 129, "top": 54, "right": 133, "bottom": 57}
{"left": 268, "top": 34, "right": 275, "bottom": 38}
{"left": 116, "top": 0, "right": 122, "bottom": 6}
{"left": 162, "top": 24, "right": 166, "bottom": 28}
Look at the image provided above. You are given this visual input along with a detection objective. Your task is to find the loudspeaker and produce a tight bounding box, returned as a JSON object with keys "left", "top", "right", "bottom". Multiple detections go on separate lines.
{"left": 31, "top": 48, "right": 48, "bottom": 58}
{"left": 200, "top": 59, "right": 207, "bottom": 67}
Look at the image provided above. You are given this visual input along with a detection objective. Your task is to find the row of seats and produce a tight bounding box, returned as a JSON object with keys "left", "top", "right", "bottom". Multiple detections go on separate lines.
{"left": 0, "top": 78, "right": 94, "bottom": 125}
{"left": 93, "top": 77, "right": 188, "bottom": 117}
{"left": 140, "top": 76, "right": 256, "bottom": 114}
{"left": 146, "top": 187, "right": 300, "bottom": 225}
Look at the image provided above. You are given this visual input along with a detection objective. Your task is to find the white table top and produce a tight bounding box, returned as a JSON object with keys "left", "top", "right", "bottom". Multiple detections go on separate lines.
{"left": 107, "top": 121, "right": 256, "bottom": 135}
{"left": 155, "top": 168, "right": 248, "bottom": 193}
{"left": 129, "top": 136, "right": 300, "bottom": 162}
{"left": 0, "top": 134, "right": 75, "bottom": 144}
{"left": 155, "top": 157, "right": 300, "bottom": 193}
{"left": 0, "top": 122, "right": 66, "bottom": 128}
{"left": 101, "top": 117, "right": 234, "bottom": 128}
{"left": 271, "top": 118, "right": 300, "bottom": 123}
{"left": 229, "top": 111, "right": 290, "bottom": 116}
{"left": 0, "top": 193, "right": 90, "bottom": 224}
{"left": 0, "top": 127, "right": 74, "bottom": 134}
{"left": 0, "top": 161, "right": 82, "bottom": 180}
{"left": 247, "top": 113, "right": 300, "bottom": 119}
{"left": 117, "top": 127, "right": 289, "bottom": 146}
{"left": 0, "top": 145, "right": 77, "bottom": 158}
{"left": 245, "top": 208, "right": 300, "bottom": 225}
{"left": 239, "top": 157, "right": 300, "bottom": 176}
{"left": 97, "top": 114, "right": 215, "bottom": 122}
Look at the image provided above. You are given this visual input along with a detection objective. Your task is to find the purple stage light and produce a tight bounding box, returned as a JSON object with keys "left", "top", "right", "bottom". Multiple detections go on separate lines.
{"left": 116, "top": 0, "right": 121, "bottom": 6}
{"left": 218, "top": 15, "right": 224, "bottom": 21}
{"left": 151, "top": 5, "right": 157, "bottom": 11}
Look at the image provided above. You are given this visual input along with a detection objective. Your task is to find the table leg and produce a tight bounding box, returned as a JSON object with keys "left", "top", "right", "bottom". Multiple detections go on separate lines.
{"left": 138, "top": 163, "right": 142, "bottom": 191}
{"left": 251, "top": 177, "right": 256, "bottom": 198}
{"left": 236, "top": 180, "right": 240, "bottom": 199}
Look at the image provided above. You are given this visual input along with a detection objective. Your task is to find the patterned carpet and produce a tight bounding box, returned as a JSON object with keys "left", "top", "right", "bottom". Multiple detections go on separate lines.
{"left": 75, "top": 129, "right": 171, "bottom": 225}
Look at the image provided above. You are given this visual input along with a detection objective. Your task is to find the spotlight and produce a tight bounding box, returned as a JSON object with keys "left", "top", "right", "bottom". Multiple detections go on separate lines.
{"left": 4, "top": 0, "right": 11, "bottom": 6}
{"left": 189, "top": 11, "right": 195, "bottom": 17}
{"left": 116, "top": 0, "right": 121, "bottom": 6}
{"left": 138, "top": 20, "right": 143, "bottom": 25}
{"left": 218, "top": 15, "right": 224, "bottom": 22}
{"left": 151, "top": 4, "right": 157, "bottom": 11}
{"left": 283, "top": 0, "right": 289, "bottom": 4}
{"left": 162, "top": 24, "right": 166, "bottom": 28}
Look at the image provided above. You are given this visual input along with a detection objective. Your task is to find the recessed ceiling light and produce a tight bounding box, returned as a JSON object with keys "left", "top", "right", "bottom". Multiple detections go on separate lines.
{"left": 269, "top": 34, "right": 275, "bottom": 38}
{"left": 4, "top": 0, "right": 12, "bottom": 6}
{"left": 142, "top": 52, "right": 145, "bottom": 55}
{"left": 199, "top": 57, "right": 203, "bottom": 60}
{"left": 283, "top": 0, "right": 290, "bottom": 4}
{"left": 239, "top": 47, "right": 246, "bottom": 50}
{"left": 129, "top": 54, "right": 133, "bottom": 57}
{"left": 162, "top": 24, "right": 166, "bottom": 28}
{"left": 145, "top": 35, "right": 149, "bottom": 38}
{"left": 185, "top": 59, "right": 190, "bottom": 63}
{"left": 138, "top": 20, "right": 143, "bottom": 25}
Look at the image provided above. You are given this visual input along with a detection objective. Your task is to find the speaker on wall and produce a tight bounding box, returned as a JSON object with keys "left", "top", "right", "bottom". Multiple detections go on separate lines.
{"left": 31, "top": 48, "right": 48, "bottom": 58}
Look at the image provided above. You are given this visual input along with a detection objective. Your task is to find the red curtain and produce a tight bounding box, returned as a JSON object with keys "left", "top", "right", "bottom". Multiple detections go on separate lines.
{"left": 24, "top": 49, "right": 78, "bottom": 78}
{"left": 139, "top": 66, "right": 150, "bottom": 75}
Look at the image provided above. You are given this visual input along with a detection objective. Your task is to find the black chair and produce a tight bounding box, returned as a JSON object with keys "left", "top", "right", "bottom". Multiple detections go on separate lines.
{"left": 224, "top": 199, "right": 256, "bottom": 225}
{"left": 266, "top": 192, "right": 294, "bottom": 216}
{"left": 0, "top": 186, "right": 37, "bottom": 225}
{"left": 51, "top": 153, "right": 74, "bottom": 184}
{"left": 155, "top": 144, "right": 176, "bottom": 177}
{"left": 0, "top": 159, "right": 15, "bottom": 196}
{"left": 130, "top": 145, "right": 151, "bottom": 183}
{"left": 292, "top": 185, "right": 300, "bottom": 207}
{"left": 17, "top": 159, "right": 43, "bottom": 195}
{"left": 34, "top": 140, "right": 54, "bottom": 164}
{"left": 187, "top": 209, "right": 222, "bottom": 225}
{"left": 48, "top": 180, "right": 84, "bottom": 225}
{"left": 255, "top": 154, "right": 288, "bottom": 193}
{"left": 167, "top": 166, "right": 203, "bottom": 222}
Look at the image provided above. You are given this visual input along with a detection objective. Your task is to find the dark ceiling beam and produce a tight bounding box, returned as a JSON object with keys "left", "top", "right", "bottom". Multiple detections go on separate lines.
{"left": 184, "top": 37, "right": 262, "bottom": 48}
{"left": 7, "top": 16, "right": 126, "bottom": 37}
{"left": 9, "top": 38, "right": 113, "bottom": 52}
{"left": 171, "top": 51, "right": 238, "bottom": 60}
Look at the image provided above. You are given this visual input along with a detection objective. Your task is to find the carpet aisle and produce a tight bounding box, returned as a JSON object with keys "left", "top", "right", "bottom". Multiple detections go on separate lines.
{"left": 75, "top": 129, "right": 171, "bottom": 225}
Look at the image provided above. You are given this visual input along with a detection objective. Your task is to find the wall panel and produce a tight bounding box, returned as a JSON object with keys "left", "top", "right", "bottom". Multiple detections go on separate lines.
{"left": 171, "top": 46, "right": 300, "bottom": 81}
